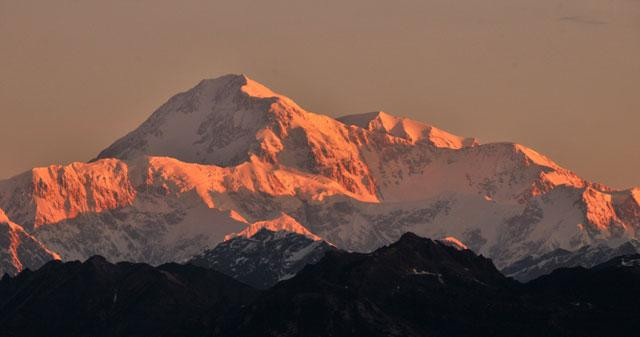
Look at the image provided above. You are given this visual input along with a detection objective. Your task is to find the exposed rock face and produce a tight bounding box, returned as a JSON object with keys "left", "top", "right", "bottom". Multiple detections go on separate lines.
{"left": 0, "top": 74, "right": 638, "bottom": 275}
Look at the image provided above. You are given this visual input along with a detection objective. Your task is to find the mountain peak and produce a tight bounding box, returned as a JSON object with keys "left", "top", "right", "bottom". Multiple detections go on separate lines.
{"left": 338, "top": 110, "right": 478, "bottom": 149}
{"left": 94, "top": 74, "right": 296, "bottom": 166}
{"left": 224, "top": 213, "right": 323, "bottom": 242}
{"left": 85, "top": 255, "right": 110, "bottom": 265}
{"left": 195, "top": 73, "right": 281, "bottom": 100}
{"left": 336, "top": 111, "right": 389, "bottom": 129}
{"left": 190, "top": 226, "right": 334, "bottom": 289}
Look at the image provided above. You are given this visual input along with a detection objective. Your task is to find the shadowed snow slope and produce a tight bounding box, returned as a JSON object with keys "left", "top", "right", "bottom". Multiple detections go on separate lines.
{"left": 191, "top": 228, "right": 333, "bottom": 289}
{"left": 0, "top": 74, "right": 638, "bottom": 275}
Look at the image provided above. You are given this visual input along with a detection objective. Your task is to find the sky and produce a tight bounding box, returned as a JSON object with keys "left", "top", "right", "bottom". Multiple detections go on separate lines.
{"left": 0, "top": 0, "right": 638, "bottom": 188}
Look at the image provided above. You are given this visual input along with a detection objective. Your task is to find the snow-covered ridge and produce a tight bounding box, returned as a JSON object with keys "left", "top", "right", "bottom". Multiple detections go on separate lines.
{"left": 0, "top": 74, "right": 637, "bottom": 275}
{"left": 224, "top": 213, "right": 322, "bottom": 242}
{"left": 338, "top": 111, "right": 478, "bottom": 149}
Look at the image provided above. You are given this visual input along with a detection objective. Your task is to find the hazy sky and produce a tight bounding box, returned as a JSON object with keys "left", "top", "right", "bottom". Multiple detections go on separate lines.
{"left": 1, "top": 0, "right": 638, "bottom": 188}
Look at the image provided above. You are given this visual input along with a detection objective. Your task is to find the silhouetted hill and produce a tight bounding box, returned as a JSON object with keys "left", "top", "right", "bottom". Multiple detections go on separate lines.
{"left": 0, "top": 257, "right": 257, "bottom": 337}
{"left": 2, "top": 233, "right": 640, "bottom": 337}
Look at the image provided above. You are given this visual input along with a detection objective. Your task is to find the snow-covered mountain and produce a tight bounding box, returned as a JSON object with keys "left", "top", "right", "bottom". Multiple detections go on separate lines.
{"left": 0, "top": 74, "right": 638, "bottom": 276}
{"left": 189, "top": 228, "right": 334, "bottom": 289}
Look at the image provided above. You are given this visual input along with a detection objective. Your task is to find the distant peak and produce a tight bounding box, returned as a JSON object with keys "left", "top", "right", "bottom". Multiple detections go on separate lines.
{"left": 336, "top": 111, "right": 388, "bottom": 129}
{"left": 395, "top": 233, "right": 470, "bottom": 251}
{"left": 199, "top": 73, "right": 247, "bottom": 84}
{"left": 397, "top": 232, "right": 428, "bottom": 244}
{"left": 513, "top": 144, "right": 557, "bottom": 167}
{"left": 94, "top": 73, "right": 303, "bottom": 164}
{"left": 85, "top": 255, "right": 110, "bottom": 265}
{"left": 193, "top": 73, "right": 245, "bottom": 92}
{"left": 338, "top": 111, "right": 477, "bottom": 149}
{"left": 224, "top": 213, "right": 322, "bottom": 241}
{"left": 196, "top": 73, "right": 280, "bottom": 99}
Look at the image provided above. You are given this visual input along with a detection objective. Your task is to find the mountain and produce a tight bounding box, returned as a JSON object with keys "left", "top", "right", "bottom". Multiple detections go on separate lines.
{"left": 189, "top": 228, "right": 334, "bottom": 289}
{"left": 0, "top": 256, "right": 257, "bottom": 337}
{"left": 222, "top": 232, "right": 640, "bottom": 337}
{"left": 503, "top": 240, "right": 640, "bottom": 281}
{"left": 0, "top": 73, "right": 638, "bottom": 275}
{"left": 223, "top": 232, "right": 529, "bottom": 337}
{"left": 2, "top": 233, "right": 640, "bottom": 337}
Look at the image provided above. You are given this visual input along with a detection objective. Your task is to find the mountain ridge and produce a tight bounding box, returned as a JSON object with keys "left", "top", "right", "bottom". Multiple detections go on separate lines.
{"left": 0, "top": 73, "right": 638, "bottom": 276}
{"left": 338, "top": 110, "right": 479, "bottom": 149}
{"left": 0, "top": 255, "right": 258, "bottom": 337}
{"left": 2, "top": 232, "right": 640, "bottom": 336}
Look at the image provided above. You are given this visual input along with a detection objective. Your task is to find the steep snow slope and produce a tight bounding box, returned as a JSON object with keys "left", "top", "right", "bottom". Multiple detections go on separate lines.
{"left": 0, "top": 74, "right": 637, "bottom": 275}
{"left": 0, "top": 209, "right": 60, "bottom": 275}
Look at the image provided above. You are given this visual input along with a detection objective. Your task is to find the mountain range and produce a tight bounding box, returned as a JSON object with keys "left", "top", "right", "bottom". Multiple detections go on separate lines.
{"left": 2, "top": 233, "right": 639, "bottom": 337}
{"left": 0, "top": 74, "right": 638, "bottom": 280}
{"left": 504, "top": 239, "right": 640, "bottom": 281}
